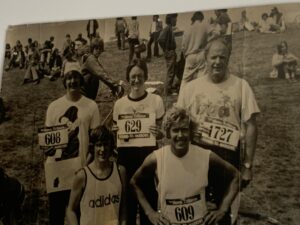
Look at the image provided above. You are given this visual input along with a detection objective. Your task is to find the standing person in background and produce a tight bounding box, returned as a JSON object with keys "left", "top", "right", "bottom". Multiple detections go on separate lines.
{"left": 22, "top": 44, "right": 40, "bottom": 85}
{"left": 158, "top": 13, "right": 179, "bottom": 95}
{"left": 62, "top": 34, "right": 73, "bottom": 56}
{"left": 87, "top": 19, "right": 99, "bottom": 43}
{"left": 213, "top": 9, "right": 232, "bottom": 53}
{"left": 115, "top": 17, "right": 127, "bottom": 50}
{"left": 127, "top": 16, "right": 140, "bottom": 64}
{"left": 180, "top": 11, "right": 210, "bottom": 93}
{"left": 146, "top": 15, "right": 162, "bottom": 61}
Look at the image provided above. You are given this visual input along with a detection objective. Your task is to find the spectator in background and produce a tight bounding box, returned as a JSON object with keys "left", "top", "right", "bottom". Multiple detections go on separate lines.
{"left": 127, "top": 16, "right": 140, "bottom": 64}
{"left": 271, "top": 41, "right": 298, "bottom": 81}
{"left": 46, "top": 48, "right": 63, "bottom": 81}
{"left": 40, "top": 36, "right": 55, "bottom": 69}
{"left": 62, "top": 34, "right": 72, "bottom": 56}
{"left": 213, "top": 9, "right": 232, "bottom": 53}
{"left": 115, "top": 17, "right": 127, "bottom": 50}
{"left": 75, "top": 33, "right": 87, "bottom": 44}
{"left": 146, "top": 15, "right": 163, "bottom": 61}
{"left": 158, "top": 13, "right": 179, "bottom": 95}
{"left": 180, "top": 11, "right": 210, "bottom": 93}
{"left": 5, "top": 41, "right": 25, "bottom": 70}
{"left": 86, "top": 19, "right": 99, "bottom": 43}
{"left": 4, "top": 43, "right": 11, "bottom": 60}
{"left": 239, "top": 10, "right": 255, "bottom": 31}
{"left": 91, "top": 32, "right": 104, "bottom": 52}
{"left": 269, "top": 7, "right": 286, "bottom": 32}
{"left": 23, "top": 44, "right": 41, "bottom": 85}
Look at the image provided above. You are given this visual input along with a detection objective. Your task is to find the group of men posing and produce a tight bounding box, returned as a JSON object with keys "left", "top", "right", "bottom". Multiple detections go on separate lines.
{"left": 43, "top": 18, "right": 260, "bottom": 224}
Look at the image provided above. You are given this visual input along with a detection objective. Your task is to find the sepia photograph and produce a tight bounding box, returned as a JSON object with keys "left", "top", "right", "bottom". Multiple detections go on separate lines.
{"left": 0, "top": 1, "right": 299, "bottom": 225}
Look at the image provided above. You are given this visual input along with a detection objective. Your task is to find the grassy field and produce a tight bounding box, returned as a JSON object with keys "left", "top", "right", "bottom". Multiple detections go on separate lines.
{"left": 1, "top": 24, "right": 300, "bottom": 225}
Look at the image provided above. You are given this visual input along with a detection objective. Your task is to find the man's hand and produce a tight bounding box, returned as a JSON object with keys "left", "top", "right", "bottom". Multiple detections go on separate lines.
{"left": 149, "top": 125, "right": 164, "bottom": 140}
{"left": 111, "top": 84, "right": 125, "bottom": 99}
{"left": 203, "top": 209, "right": 226, "bottom": 225}
{"left": 147, "top": 211, "right": 170, "bottom": 225}
{"left": 241, "top": 167, "right": 252, "bottom": 189}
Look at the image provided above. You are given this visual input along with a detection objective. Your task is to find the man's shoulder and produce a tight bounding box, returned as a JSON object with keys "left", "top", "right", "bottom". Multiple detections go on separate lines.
{"left": 47, "top": 96, "right": 66, "bottom": 108}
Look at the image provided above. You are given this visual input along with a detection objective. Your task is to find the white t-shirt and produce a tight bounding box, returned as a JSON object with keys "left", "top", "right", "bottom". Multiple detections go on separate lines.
{"left": 177, "top": 74, "right": 260, "bottom": 150}
{"left": 113, "top": 92, "right": 165, "bottom": 122}
{"left": 155, "top": 145, "right": 210, "bottom": 225}
{"left": 46, "top": 95, "right": 100, "bottom": 165}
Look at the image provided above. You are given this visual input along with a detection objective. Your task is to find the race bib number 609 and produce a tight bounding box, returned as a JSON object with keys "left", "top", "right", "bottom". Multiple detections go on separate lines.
{"left": 165, "top": 194, "right": 205, "bottom": 225}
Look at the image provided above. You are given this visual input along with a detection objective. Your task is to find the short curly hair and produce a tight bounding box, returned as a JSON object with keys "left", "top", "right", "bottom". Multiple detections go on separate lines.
{"left": 162, "top": 106, "right": 190, "bottom": 138}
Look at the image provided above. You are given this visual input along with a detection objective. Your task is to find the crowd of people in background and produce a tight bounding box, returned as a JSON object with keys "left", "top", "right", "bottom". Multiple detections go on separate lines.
{"left": 1, "top": 5, "right": 298, "bottom": 225}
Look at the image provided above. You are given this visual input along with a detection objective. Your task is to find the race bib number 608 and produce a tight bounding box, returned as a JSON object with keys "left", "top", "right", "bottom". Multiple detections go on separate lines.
{"left": 38, "top": 125, "right": 69, "bottom": 150}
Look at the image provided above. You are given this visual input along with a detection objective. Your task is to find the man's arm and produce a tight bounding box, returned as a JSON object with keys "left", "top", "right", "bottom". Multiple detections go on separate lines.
{"left": 205, "top": 152, "right": 240, "bottom": 225}
{"left": 242, "top": 113, "right": 258, "bottom": 187}
{"left": 130, "top": 153, "right": 169, "bottom": 225}
{"left": 84, "top": 55, "right": 117, "bottom": 90}
{"left": 66, "top": 169, "right": 86, "bottom": 225}
{"left": 118, "top": 165, "right": 127, "bottom": 225}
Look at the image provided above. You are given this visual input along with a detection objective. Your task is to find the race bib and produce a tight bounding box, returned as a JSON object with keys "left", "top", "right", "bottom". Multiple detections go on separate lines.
{"left": 200, "top": 118, "right": 239, "bottom": 151}
{"left": 38, "top": 125, "right": 69, "bottom": 150}
{"left": 164, "top": 194, "right": 206, "bottom": 225}
{"left": 117, "top": 112, "right": 155, "bottom": 147}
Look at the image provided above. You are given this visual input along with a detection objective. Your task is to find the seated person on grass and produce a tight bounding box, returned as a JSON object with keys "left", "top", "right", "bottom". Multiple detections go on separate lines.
{"left": 271, "top": 41, "right": 298, "bottom": 81}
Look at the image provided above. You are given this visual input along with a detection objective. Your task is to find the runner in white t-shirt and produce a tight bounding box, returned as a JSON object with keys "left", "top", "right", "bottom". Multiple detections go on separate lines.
{"left": 177, "top": 38, "right": 260, "bottom": 224}
{"left": 45, "top": 68, "right": 100, "bottom": 225}
{"left": 131, "top": 106, "right": 239, "bottom": 225}
{"left": 113, "top": 59, "right": 165, "bottom": 225}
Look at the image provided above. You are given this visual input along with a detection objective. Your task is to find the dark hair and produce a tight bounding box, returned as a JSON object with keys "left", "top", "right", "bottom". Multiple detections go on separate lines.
{"left": 277, "top": 41, "right": 288, "bottom": 54}
{"left": 126, "top": 59, "right": 148, "bottom": 82}
{"left": 28, "top": 38, "right": 32, "bottom": 43}
{"left": 262, "top": 13, "right": 268, "bottom": 19}
{"left": 62, "top": 70, "right": 84, "bottom": 88}
{"left": 90, "top": 39, "right": 104, "bottom": 53}
{"left": 166, "top": 13, "right": 178, "bottom": 25}
{"left": 66, "top": 34, "right": 71, "bottom": 38}
{"left": 191, "top": 11, "right": 204, "bottom": 24}
{"left": 131, "top": 16, "right": 137, "bottom": 20}
{"left": 50, "top": 36, "right": 54, "bottom": 41}
{"left": 89, "top": 125, "right": 116, "bottom": 157}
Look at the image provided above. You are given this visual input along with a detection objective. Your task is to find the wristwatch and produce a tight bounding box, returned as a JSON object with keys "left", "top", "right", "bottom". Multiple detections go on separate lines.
{"left": 243, "top": 162, "right": 252, "bottom": 169}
